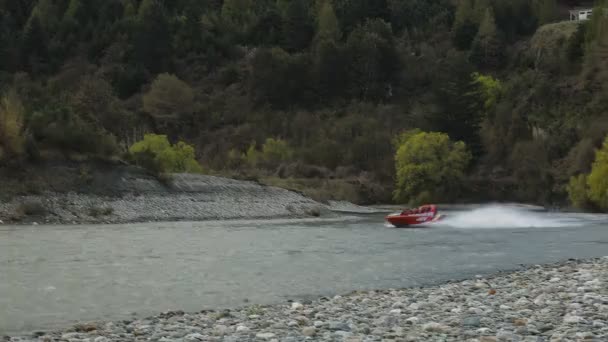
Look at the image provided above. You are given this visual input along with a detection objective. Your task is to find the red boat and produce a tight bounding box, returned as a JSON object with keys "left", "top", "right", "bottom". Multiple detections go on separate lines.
{"left": 385, "top": 204, "right": 444, "bottom": 228}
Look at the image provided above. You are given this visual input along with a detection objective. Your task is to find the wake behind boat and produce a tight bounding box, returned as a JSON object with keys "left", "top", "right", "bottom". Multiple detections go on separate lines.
{"left": 385, "top": 204, "right": 445, "bottom": 228}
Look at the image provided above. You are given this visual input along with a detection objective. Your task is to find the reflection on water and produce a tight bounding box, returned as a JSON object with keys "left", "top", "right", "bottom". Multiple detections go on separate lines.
{"left": 1, "top": 207, "right": 607, "bottom": 334}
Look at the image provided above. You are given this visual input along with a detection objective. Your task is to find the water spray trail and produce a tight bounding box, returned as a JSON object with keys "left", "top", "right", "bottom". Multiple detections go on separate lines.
{"left": 437, "top": 205, "right": 585, "bottom": 229}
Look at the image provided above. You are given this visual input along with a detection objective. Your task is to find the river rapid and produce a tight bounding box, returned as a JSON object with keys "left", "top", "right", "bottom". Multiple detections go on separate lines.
{"left": 1, "top": 205, "right": 607, "bottom": 334}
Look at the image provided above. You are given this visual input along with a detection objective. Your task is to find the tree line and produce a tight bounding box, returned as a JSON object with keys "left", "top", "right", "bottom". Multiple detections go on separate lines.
{"left": 1, "top": 0, "right": 608, "bottom": 207}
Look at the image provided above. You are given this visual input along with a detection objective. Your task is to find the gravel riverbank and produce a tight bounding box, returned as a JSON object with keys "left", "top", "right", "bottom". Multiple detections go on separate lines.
{"left": 0, "top": 174, "right": 345, "bottom": 224}
{"left": 6, "top": 257, "right": 607, "bottom": 342}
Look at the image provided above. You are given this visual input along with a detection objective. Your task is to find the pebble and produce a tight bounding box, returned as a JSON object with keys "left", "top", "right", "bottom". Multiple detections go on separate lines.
{"left": 301, "top": 327, "right": 316, "bottom": 336}
{"left": 236, "top": 325, "right": 250, "bottom": 332}
{"left": 6, "top": 258, "right": 607, "bottom": 342}
{"left": 422, "top": 322, "right": 450, "bottom": 333}
{"left": 256, "top": 332, "right": 276, "bottom": 339}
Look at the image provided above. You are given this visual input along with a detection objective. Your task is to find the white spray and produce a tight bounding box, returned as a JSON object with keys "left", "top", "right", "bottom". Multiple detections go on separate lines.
{"left": 437, "top": 205, "right": 586, "bottom": 229}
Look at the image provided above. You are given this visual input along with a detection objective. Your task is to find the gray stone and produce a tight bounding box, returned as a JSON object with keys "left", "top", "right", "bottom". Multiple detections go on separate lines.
{"left": 255, "top": 332, "right": 276, "bottom": 340}
{"left": 329, "top": 321, "right": 350, "bottom": 331}
{"left": 462, "top": 316, "right": 481, "bottom": 327}
{"left": 301, "top": 327, "right": 316, "bottom": 336}
{"left": 184, "top": 333, "right": 205, "bottom": 341}
{"left": 422, "top": 322, "right": 450, "bottom": 333}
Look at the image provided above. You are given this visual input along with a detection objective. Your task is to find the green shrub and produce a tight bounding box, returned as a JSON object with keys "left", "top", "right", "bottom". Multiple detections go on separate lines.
{"left": 261, "top": 138, "right": 293, "bottom": 167}
{"left": 245, "top": 142, "right": 261, "bottom": 168}
{"left": 129, "top": 134, "right": 203, "bottom": 174}
{"left": 226, "top": 148, "right": 244, "bottom": 169}
{"left": 29, "top": 106, "right": 118, "bottom": 157}
{"left": 0, "top": 89, "right": 25, "bottom": 161}
{"left": 587, "top": 137, "right": 608, "bottom": 210}
{"left": 567, "top": 174, "right": 590, "bottom": 209}
{"left": 393, "top": 130, "right": 471, "bottom": 205}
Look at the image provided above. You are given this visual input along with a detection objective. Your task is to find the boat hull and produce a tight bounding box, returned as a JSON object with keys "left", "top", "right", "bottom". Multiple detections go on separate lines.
{"left": 385, "top": 205, "right": 443, "bottom": 228}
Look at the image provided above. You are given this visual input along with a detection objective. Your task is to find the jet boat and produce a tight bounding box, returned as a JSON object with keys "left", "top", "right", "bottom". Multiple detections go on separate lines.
{"left": 385, "top": 204, "right": 444, "bottom": 228}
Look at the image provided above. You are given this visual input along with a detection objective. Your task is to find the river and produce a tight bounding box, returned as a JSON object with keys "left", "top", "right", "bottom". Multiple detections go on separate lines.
{"left": 1, "top": 205, "right": 607, "bottom": 335}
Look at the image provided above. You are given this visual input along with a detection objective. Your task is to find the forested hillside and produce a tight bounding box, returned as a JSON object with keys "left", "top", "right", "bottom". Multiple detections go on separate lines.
{"left": 1, "top": 0, "right": 608, "bottom": 207}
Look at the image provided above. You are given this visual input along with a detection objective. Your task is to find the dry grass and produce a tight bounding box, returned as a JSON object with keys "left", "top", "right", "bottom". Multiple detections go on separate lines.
{"left": 531, "top": 21, "right": 579, "bottom": 53}
{"left": 260, "top": 177, "right": 362, "bottom": 204}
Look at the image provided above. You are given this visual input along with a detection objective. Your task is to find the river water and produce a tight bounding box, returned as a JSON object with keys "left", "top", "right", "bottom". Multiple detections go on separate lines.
{"left": 1, "top": 206, "right": 607, "bottom": 334}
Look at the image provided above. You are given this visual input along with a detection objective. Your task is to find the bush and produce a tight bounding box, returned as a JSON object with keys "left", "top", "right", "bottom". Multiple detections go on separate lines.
{"left": 586, "top": 137, "right": 608, "bottom": 210}
{"left": 393, "top": 130, "right": 471, "bottom": 205}
{"left": 88, "top": 206, "right": 114, "bottom": 217}
{"left": 129, "top": 134, "right": 203, "bottom": 174}
{"left": 14, "top": 200, "right": 47, "bottom": 220}
{"left": 143, "top": 73, "right": 194, "bottom": 128}
{"left": 244, "top": 142, "right": 261, "bottom": 168}
{"left": 567, "top": 174, "right": 591, "bottom": 210}
{"left": 276, "top": 162, "right": 331, "bottom": 179}
{"left": 0, "top": 89, "right": 26, "bottom": 161}
{"left": 261, "top": 138, "right": 293, "bottom": 167}
{"left": 29, "top": 106, "right": 119, "bottom": 157}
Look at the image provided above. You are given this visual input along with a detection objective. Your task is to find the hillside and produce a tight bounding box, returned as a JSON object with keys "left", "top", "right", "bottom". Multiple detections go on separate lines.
{"left": 1, "top": 0, "right": 608, "bottom": 208}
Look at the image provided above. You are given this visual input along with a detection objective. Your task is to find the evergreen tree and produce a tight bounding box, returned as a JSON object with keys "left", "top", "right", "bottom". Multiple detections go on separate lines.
{"left": 0, "top": 10, "right": 18, "bottom": 72}
{"left": 537, "top": 0, "right": 557, "bottom": 25}
{"left": 221, "top": 0, "right": 257, "bottom": 39}
{"left": 315, "top": 39, "right": 348, "bottom": 101}
{"left": 315, "top": 0, "right": 341, "bottom": 43}
{"left": 469, "top": 8, "right": 505, "bottom": 69}
{"left": 334, "top": 0, "right": 389, "bottom": 34}
{"left": 585, "top": 0, "right": 608, "bottom": 48}
{"left": 281, "top": 0, "right": 314, "bottom": 52}
{"left": 134, "top": 0, "right": 171, "bottom": 73}
{"left": 21, "top": 13, "right": 48, "bottom": 71}
{"left": 31, "top": 0, "right": 60, "bottom": 32}
{"left": 63, "top": 0, "right": 85, "bottom": 25}
{"left": 473, "top": 0, "right": 491, "bottom": 23}
{"left": 452, "top": 0, "right": 478, "bottom": 50}
{"left": 249, "top": 6, "right": 283, "bottom": 46}
{"left": 346, "top": 19, "right": 400, "bottom": 102}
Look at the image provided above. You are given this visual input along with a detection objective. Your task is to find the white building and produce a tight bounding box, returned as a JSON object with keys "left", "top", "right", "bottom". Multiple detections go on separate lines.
{"left": 570, "top": 8, "right": 593, "bottom": 21}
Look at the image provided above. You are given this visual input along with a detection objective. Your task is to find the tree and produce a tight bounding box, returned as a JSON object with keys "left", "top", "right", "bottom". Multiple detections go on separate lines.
{"left": 0, "top": 89, "right": 25, "bottom": 161}
{"left": 452, "top": 0, "right": 477, "bottom": 50}
{"left": 63, "top": 0, "right": 85, "bottom": 25}
{"left": 469, "top": 8, "right": 505, "bottom": 69}
{"left": 567, "top": 174, "right": 591, "bottom": 210}
{"left": 249, "top": 48, "right": 314, "bottom": 108}
{"left": 249, "top": 6, "right": 283, "bottom": 46}
{"left": 129, "top": 134, "right": 203, "bottom": 174}
{"left": 393, "top": 130, "right": 471, "bottom": 205}
{"left": 134, "top": 0, "right": 171, "bottom": 72}
{"left": 387, "top": 0, "right": 452, "bottom": 33}
{"left": 471, "top": 72, "right": 503, "bottom": 112}
{"left": 21, "top": 13, "right": 48, "bottom": 71}
{"left": 261, "top": 137, "right": 293, "bottom": 167}
{"left": 221, "top": 0, "right": 257, "bottom": 39}
{"left": 334, "top": 0, "right": 389, "bottom": 34}
{"left": 143, "top": 74, "right": 194, "bottom": 129}
{"left": 428, "top": 54, "right": 484, "bottom": 158}
{"left": 30, "top": 0, "right": 60, "bottom": 32}
{"left": 281, "top": 0, "right": 314, "bottom": 52}
{"left": 345, "top": 19, "right": 400, "bottom": 102}
{"left": 315, "top": 1, "right": 341, "bottom": 44}
{"left": 586, "top": 137, "right": 608, "bottom": 210}
{"left": 585, "top": 0, "right": 608, "bottom": 48}
{"left": 0, "top": 10, "right": 19, "bottom": 72}
{"left": 537, "top": 0, "right": 557, "bottom": 25}
{"left": 314, "top": 39, "right": 349, "bottom": 101}
{"left": 70, "top": 76, "right": 127, "bottom": 135}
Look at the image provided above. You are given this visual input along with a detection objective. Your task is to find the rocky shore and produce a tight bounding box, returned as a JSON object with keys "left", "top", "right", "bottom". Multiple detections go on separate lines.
{"left": 0, "top": 173, "right": 347, "bottom": 225}
{"left": 6, "top": 257, "right": 607, "bottom": 342}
